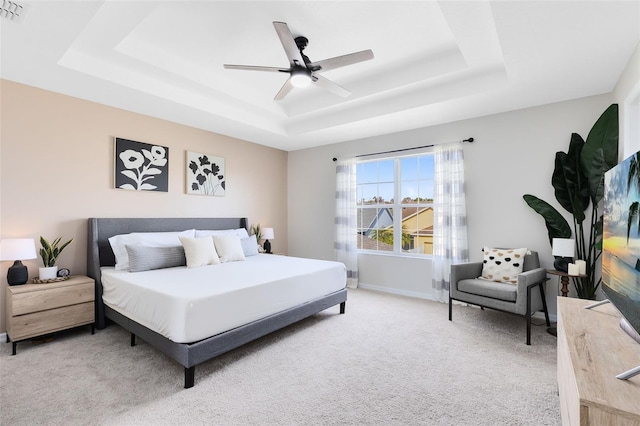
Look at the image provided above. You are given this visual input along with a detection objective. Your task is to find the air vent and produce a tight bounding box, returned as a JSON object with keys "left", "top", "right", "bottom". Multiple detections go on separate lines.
{"left": 1, "top": 0, "right": 28, "bottom": 23}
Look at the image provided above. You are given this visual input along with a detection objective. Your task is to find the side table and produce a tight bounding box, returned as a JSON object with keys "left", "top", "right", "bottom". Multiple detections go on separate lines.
{"left": 546, "top": 269, "right": 587, "bottom": 337}
{"left": 546, "top": 269, "right": 587, "bottom": 297}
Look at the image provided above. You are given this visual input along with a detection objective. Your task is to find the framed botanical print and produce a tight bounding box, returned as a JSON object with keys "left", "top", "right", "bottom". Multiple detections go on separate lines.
{"left": 115, "top": 137, "right": 169, "bottom": 192}
{"left": 186, "top": 151, "right": 226, "bottom": 196}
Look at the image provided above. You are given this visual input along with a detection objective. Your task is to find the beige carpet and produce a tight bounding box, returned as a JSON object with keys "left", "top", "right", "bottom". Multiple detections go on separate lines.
{"left": 0, "top": 289, "right": 560, "bottom": 425}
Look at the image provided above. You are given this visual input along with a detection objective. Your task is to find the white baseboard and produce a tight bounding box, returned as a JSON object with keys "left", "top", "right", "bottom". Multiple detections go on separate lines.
{"left": 357, "top": 283, "right": 437, "bottom": 301}
{"left": 356, "top": 283, "right": 558, "bottom": 323}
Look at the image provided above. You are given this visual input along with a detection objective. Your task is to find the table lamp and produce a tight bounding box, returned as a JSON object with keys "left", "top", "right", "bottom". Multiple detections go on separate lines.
{"left": 0, "top": 238, "right": 37, "bottom": 285}
{"left": 262, "top": 228, "right": 274, "bottom": 254}
{"left": 552, "top": 238, "right": 575, "bottom": 273}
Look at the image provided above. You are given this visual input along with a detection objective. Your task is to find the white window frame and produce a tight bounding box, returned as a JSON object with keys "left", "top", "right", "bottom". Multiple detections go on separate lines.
{"left": 356, "top": 152, "right": 434, "bottom": 257}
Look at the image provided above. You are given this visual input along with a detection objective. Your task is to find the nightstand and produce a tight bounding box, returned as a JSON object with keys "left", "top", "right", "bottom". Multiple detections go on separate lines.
{"left": 6, "top": 275, "right": 95, "bottom": 355}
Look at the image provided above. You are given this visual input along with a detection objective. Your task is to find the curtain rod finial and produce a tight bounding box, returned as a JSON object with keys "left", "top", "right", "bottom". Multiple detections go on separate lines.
{"left": 464, "top": 138, "right": 474, "bottom": 143}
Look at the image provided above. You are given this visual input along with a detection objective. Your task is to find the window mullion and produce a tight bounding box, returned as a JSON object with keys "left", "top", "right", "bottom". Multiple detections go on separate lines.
{"left": 393, "top": 158, "right": 402, "bottom": 254}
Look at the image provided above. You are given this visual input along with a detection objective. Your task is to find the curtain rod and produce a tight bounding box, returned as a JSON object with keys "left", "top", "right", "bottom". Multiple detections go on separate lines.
{"left": 332, "top": 137, "right": 474, "bottom": 162}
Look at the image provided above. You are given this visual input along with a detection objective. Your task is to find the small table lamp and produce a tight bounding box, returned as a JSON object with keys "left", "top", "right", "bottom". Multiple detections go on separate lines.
{"left": 262, "top": 228, "right": 274, "bottom": 254}
{"left": 0, "top": 238, "right": 37, "bottom": 285}
{"left": 552, "top": 238, "right": 575, "bottom": 273}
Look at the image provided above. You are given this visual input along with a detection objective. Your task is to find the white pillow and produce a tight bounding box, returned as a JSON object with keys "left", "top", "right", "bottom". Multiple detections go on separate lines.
{"left": 195, "top": 228, "right": 249, "bottom": 239}
{"left": 109, "top": 229, "right": 195, "bottom": 270}
{"left": 179, "top": 236, "right": 220, "bottom": 268}
{"left": 240, "top": 235, "right": 259, "bottom": 256}
{"left": 212, "top": 235, "right": 246, "bottom": 262}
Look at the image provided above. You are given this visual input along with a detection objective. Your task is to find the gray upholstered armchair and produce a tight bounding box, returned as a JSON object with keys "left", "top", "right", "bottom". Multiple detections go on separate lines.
{"left": 449, "top": 249, "right": 550, "bottom": 345}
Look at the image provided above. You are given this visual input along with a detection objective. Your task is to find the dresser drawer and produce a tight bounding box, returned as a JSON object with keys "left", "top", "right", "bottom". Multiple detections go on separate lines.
{"left": 11, "top": 282, "right": 94, "bottom": 316}
{"left": 8, "top": 302, "right": 94, "bottom": 341}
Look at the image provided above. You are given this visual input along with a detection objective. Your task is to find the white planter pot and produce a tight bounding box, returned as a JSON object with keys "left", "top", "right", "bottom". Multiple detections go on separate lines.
{"left": 39, "top": 266, "right": 58, "bottom": 280}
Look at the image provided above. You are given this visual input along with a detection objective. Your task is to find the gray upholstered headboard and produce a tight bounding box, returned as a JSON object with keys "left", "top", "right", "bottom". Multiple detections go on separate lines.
{"left": 87, "top": 217, "right": 248, "bottom": 328}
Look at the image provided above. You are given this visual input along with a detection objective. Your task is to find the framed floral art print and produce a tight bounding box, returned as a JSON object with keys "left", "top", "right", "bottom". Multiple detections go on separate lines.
{"left": 186, "top": 151, "right": 225, "bottom": 196}
{"left": 114, "top": 138, "right": 169, "bottom": 192}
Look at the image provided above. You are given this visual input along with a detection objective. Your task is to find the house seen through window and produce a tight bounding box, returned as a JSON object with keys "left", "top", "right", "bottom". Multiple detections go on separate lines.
{"left": 356, "top": 153, "right": 434, "bottom": 255}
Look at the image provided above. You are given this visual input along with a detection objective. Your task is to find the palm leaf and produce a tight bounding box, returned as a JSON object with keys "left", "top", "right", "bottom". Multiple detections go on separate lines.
{"left": 523, "top": 194, "right": 572, "bottom": 246}
{"left": 627, "top": 153, "right": 640, "bottom": 195}
{"left": 628, "top": 201, "right": 640, "bottom": 244}
{"left": 581, "top": 104, "right": 619, "bottom": 204}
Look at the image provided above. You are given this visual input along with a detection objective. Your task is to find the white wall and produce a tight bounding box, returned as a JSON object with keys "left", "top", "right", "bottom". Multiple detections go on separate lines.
{"left": 288, "top": 94, "right": 615, "bottom": 318}
{"left": 614, "top": 41, "right": 640, "bottom": 159}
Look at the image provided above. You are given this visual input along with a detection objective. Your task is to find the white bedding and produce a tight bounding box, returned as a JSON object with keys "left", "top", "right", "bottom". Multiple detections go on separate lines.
{"left": 101, "top": 254, "right": 346, "bottom": 343}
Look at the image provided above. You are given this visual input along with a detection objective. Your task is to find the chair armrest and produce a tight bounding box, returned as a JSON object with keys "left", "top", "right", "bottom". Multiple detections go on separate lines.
{"left": 515, "top": 267, "right": 548, "bottom": 314}
{"left": 516, "top": 267, "right": 547, "bottom": 291}
{"left": 451, "top": 262, "right": 483, "bottom": 285}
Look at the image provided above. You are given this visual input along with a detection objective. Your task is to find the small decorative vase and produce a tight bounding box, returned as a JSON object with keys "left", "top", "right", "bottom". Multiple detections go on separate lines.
{"left": 39, "top": 266, "right": 58, "bottom": 280}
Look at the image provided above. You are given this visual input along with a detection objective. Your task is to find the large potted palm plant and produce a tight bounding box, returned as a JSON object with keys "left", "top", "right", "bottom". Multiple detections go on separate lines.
{"left": 523, "top": 104, "right": 618, "bottom": 299}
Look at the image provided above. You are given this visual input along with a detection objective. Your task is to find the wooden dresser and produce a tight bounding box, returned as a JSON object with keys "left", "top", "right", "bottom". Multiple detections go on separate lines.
{"left": 5, "top": 275, "right": 95, "bottom": 354}
{"left": 557, "top": 297, "right": 640, "bottom": 425}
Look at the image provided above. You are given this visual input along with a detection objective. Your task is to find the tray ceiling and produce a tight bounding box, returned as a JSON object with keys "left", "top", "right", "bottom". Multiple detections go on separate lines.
{"left": 1, "top": 1, "right": 638, "bottom": 151}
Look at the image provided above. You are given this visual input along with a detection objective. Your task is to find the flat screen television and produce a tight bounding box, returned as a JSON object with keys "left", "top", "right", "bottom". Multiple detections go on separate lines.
{"left": 602, "top": 149, "right": 640, "bottom": 345}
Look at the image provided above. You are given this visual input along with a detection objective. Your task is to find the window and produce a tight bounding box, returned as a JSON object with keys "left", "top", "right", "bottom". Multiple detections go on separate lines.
{"left": 356, "top": 153, "right": 434, "bottom": 255}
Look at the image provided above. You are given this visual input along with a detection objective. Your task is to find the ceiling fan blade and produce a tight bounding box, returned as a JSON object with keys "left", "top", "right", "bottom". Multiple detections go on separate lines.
{"left": 274, "top": 78, "right": 295, "bottom": 101}
{"left": 223, "top": 64, "right": 287, "bottom": 73}
{"left": 310, "top": 49, "right": 374, "bottom": 73}
{"left": 313, "top": 75, "right": 351, "bottom": 98}
{"left": 273, "top": 21, "right": 306, "bottom": 67}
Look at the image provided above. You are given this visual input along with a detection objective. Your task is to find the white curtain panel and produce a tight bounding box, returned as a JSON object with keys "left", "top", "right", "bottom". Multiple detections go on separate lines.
{"left": 432, "top": 144, "right": 469, "bottom": 303}
{"left": 335, "top": 159, "right": 359, "bottom": 288}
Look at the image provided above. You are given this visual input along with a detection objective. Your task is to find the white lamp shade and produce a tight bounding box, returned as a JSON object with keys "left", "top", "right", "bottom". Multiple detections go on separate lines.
{"left": 0, "top": 238, "right": 37, "bottom": 261}
{"left": 262, "top": 228, "right": 275, "bottom": 240}
{"left": 552, "top": 238, "right": 575, "bottom": 257}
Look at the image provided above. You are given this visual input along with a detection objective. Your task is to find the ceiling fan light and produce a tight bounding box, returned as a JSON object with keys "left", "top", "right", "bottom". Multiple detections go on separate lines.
{"left": 290, "top": 72, "right": 311, "bottom": 88}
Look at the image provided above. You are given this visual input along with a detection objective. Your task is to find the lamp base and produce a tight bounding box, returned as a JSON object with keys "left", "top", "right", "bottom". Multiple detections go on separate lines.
{"left": 553, "top": 257, "right": 572, "bottom": 273}
{"left": 263, "top": 240, "right": 272, "bottom": 254}
{"left": 7, "top": 260, "right": 28, "bottom": 285}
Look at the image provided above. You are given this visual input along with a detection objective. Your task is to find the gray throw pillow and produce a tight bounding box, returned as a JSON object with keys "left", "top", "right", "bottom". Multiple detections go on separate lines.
{"left": 125, "top": 245, "right": 186, "bottom": 272}
{"left": 240, "top": 236, "right": 259, "bottom": 256}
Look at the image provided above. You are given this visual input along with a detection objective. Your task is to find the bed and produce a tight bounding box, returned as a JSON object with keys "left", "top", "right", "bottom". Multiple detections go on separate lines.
{"left": 87, "top": 217, "right": 347, "bottom": 388}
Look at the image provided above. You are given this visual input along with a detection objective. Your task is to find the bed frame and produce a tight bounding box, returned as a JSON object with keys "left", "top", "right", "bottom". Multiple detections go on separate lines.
{"left": 87, "top": 217, "right": 347, "bottom": 388}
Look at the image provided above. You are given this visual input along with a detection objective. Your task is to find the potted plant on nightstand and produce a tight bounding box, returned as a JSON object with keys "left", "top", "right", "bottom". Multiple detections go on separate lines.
{"left": 38, "top": 236, "right": 73, "bottom": 280}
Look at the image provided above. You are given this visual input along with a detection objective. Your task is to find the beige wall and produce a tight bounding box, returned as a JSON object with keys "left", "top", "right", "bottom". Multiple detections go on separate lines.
{"left": 0, "top": 79, "right": 288, "bottom": 333}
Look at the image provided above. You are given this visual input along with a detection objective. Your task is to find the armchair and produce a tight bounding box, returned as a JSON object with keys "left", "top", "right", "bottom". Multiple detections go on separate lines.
{"left": 449, "top": 249, "right": 550, "bottom": 345}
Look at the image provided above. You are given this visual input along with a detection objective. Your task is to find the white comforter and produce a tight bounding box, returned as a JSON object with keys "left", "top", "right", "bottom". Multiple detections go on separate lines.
{"left": 101, "top": 254, "right": 346, "bottom": 343}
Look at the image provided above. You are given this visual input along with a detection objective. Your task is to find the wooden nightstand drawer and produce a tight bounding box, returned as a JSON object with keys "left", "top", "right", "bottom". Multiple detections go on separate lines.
{"left": 9, "top": 302, "right": 94, "bottom": 341}
{"left": 6, "top": 275, "right": 96, "bottom": 354}
{"left": 10, "top": 282, "right": 94, "bottom": 316}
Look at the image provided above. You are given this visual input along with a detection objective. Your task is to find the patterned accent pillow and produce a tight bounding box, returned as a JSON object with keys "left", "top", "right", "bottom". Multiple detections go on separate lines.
{"left": 478, "top": 247, "right": 528, "bottom": 284}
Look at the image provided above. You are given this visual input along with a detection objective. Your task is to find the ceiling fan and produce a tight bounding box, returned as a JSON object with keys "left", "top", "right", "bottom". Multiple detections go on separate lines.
{"left": 223, "top": 21, "right": 374, "bottom": 101}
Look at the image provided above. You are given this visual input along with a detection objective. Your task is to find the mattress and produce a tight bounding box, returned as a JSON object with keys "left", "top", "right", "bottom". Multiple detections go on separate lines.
{"left": 101, "top": 254, "right": 346, "bottom": 343}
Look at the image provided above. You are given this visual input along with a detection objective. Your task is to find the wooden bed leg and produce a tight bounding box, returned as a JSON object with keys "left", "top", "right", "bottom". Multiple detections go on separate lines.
{"left": 130, "top": 333, "right": 136, "bottom": 347}
{"left": 340, "top": 302, "right": 346, "bottom": 314}
{"left": 185, "top": 366, "right": 195, "bottom": 389}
